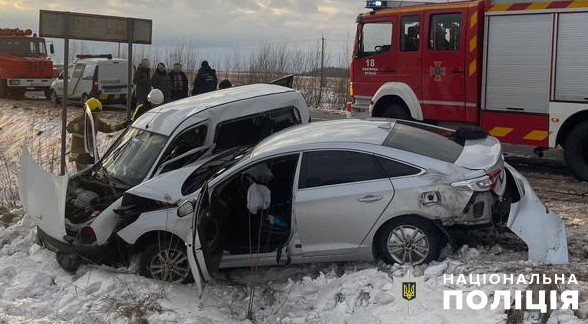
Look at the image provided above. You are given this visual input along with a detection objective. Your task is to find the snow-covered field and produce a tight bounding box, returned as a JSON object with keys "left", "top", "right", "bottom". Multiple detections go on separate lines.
{"left": 1, "top": 97, "right": 587, "bottom": 323}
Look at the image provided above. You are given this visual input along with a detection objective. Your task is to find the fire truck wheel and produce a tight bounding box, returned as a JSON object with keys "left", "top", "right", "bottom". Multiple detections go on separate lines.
{"left": 0, "top": 79, "right": 8, "bottom": 99}
{"left": 382, "top": 103, "right": 411, "bottom": 120}
{"left": 564, "top": 121, "right": 588, "bottom": 181}
{"left": 44, "top": 89, "right": 51, "bottom": 100}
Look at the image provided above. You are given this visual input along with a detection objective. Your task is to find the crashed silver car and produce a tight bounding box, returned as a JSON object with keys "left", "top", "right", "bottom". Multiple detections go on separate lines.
{"left": 177, "top": 119, "right": 568, "bottom": 294}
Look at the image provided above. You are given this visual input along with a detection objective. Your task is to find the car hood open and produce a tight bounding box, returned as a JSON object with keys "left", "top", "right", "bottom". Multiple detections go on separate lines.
{"left": 18, "top": 147, "right": 69, "bottom": 243}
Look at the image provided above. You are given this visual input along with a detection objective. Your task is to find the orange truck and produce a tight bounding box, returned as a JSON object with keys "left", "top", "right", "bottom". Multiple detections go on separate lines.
{"left": 0, "top": 28, "right": 55, "bottom": 99}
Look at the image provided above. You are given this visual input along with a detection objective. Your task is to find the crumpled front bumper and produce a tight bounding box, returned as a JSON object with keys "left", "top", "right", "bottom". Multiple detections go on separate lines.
{"left": 506, "top": 164, "right": 569, "bottom": 264}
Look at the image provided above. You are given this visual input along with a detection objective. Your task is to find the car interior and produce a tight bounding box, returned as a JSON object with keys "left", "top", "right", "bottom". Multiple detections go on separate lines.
{"left": 208, "top": 154, "right": 299, "bottom": 255}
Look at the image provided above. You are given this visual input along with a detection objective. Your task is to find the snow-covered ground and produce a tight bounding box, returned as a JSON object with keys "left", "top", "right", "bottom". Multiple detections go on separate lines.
{"left": 1, "top": 97, "right": 587, "bottom": 323}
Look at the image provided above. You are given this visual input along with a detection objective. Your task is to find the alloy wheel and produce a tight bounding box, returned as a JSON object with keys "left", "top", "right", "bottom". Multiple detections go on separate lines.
{"left": 149, "top": 247, "right": 191, "bottom": 283}
{"left": 387, "top": 225, "right": 430, "bottom": 265}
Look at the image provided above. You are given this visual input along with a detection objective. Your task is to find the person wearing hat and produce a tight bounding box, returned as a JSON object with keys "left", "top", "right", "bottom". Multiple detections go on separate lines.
{"left": 131, "top": 88, "right": 165, "bottom": 122}
{"left": 67, "top": 98, "right": 127, "bottom": 171}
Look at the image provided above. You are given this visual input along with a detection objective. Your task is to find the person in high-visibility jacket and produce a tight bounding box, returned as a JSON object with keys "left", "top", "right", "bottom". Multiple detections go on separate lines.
{"left": 131, "top": 88, "right": 165, "bottom": 122}
{"left": 67, "top": 98, "right": 127, "bottom": 171}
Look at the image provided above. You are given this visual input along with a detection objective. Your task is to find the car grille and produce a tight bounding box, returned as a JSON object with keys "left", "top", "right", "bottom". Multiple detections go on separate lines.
{"left": 25, "top": 61, "right": 49, "bottom": 74}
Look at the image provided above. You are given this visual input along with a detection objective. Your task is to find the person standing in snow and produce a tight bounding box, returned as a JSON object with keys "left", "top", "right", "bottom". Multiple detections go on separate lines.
{"left": 191, "top": 60, "right": 217, "bottom": 96}
{"left": 169, "top": 63, "right": 189, "bottom": 101}
{"left": 131, "top": 88, "right": 165, "bottom": 122}
{"left": 150, "top": 62, "right": 172, "bottom": 103}
{"left": 67, "top": 98, "right": 127, "bottom": 171}
{"left": 133, "top": 58, "right": 151, "bottom": 106}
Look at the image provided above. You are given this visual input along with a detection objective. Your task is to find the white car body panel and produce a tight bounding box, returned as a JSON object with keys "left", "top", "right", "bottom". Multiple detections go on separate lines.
{"left": 505, "top": 164, "right": 569, "bottom": 264}
{"left": 18, "top": 147, "right": 69, "bottom": 243}
{"left": 116, "top": 208, "right": 190, "bottom": 245}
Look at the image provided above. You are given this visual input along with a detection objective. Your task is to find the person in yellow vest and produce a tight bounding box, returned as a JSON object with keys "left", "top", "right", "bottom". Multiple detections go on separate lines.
{"left": 67, "top": 98, "right": 127, "bottom": 171}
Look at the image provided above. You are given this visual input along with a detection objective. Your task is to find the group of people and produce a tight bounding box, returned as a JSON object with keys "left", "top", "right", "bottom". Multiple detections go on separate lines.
{"left": 133, "top": 58, "right": 232, "bottom": 107}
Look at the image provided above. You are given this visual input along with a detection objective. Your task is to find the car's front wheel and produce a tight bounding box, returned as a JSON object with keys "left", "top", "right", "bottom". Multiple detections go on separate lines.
{"left": 139, "top": 239, "right": 193, "bottom": 283}
{"left": 376, "top": 216, "right": 443, "bottom": 265}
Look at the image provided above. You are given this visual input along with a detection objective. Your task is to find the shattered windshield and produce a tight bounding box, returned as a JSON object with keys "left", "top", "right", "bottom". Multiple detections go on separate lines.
{"left": 100, "top": 127, "right": 168, "bottom": 186}
{"left": 0, "top": 38, "right": 47, "bottom": 55}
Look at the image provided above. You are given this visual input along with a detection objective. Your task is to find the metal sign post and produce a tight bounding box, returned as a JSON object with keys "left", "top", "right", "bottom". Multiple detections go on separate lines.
{"left": 39, "top": 10, "right": 152, "bottom": 175}
{"left": 60, "top": 14, "right": 70, "bottom": 175}
{"left": 127, "top": 18, "right": 134, "bottom": 121}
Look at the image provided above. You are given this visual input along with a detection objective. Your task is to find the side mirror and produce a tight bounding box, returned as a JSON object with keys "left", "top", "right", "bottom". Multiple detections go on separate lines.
{"left": 177, "top": 200, "right": 195, "bottom": 218}
{"left": 49, "top": 44, "right": 55, "bottom": 55}
{"left": 77, "top": 152, "right": 95, "bottom": 165}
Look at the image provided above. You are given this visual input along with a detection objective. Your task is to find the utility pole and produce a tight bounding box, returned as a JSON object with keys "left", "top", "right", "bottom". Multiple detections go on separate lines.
{"left": 318, "top": 35, "right": 325, "bottom": 108}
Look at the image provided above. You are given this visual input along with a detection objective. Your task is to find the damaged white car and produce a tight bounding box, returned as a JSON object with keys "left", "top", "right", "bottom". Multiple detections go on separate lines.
{"left": 18, "top": 84, "right": 309, "bottom": 281}
{"left": 174, "top": 119, "right": 569, "bottom": 294}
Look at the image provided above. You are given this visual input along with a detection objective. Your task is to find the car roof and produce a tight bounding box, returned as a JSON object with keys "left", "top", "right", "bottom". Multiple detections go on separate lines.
{"left": 132, "top": 84, "right": 298, "bottom": 136}
{"left": 251, "top": 119, "right": 395, "bottom": 158}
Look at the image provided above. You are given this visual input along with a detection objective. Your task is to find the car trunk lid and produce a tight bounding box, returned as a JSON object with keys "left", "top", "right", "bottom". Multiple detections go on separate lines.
{"left": 454, "top": 135, "right": 506, "bottom": 196}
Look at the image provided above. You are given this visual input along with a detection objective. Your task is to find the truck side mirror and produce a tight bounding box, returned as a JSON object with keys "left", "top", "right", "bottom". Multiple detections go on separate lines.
{"left": 49, "top": 44, "right": 55, "bottom": 55}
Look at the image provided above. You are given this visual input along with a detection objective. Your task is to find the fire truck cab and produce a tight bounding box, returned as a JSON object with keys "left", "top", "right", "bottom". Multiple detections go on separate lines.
{"left": 351, "top": 0, "right": 588, "bottom": 180}
{"left": 0, "top": 28, "right": 55, "bottom": 99}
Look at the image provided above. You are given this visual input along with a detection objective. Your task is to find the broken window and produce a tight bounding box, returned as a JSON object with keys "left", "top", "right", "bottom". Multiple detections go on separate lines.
{"left": 158, "top": 125, "right": 208, "bottom": 174}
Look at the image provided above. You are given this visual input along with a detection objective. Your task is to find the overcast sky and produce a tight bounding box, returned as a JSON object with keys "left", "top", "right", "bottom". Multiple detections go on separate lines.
{"left": 0, "top": 0, "right": 364, "bottom": 67}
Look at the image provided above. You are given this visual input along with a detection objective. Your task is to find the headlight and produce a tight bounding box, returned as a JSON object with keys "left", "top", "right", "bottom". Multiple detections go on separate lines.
{"left": 8, "top": 80, "right": 19, "bottom": 86}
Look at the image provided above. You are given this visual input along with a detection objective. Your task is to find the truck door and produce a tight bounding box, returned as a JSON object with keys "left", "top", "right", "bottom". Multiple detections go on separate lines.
{"left": 397, "top": 15, "right": 423, "bottom": 99}
{"left": 422, "top": 10, "right": 467, "bottom": 121}
{"left": 353, "top": 17, "right": 397, "bottom": 98}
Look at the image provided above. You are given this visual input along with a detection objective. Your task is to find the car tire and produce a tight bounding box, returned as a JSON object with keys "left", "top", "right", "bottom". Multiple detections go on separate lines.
{"left": 50, "top": 90, "right": 60, "bottom": 105}
{"left": 382, "top": 102, "right": 411, "bottom": 120}
{"left": 56, "top": 252, "right": 81, "bottom": 273}
{"left": 139, "top": 238, "right": 193, "bottom": 283}
{"left": 564, "top": 121, "right": 588, "bottom": 181}
{"left": 0, "top": 79, "right": 9, "bottom": 99}
{"left": 376, "top": 216, "right": 442, "bottom": 265}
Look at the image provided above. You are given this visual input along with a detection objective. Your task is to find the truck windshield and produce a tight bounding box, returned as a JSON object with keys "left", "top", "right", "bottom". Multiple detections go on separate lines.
{"left": 100, "top": 127, "right": 168, "bottom": 186}
{"left": 0, "top": 38, "right": 47, "bottom": 55}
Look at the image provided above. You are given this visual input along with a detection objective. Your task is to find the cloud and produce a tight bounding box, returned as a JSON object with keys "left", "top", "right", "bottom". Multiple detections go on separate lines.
{"left": 2, "top": 0, "right": 364, "bottom": 64}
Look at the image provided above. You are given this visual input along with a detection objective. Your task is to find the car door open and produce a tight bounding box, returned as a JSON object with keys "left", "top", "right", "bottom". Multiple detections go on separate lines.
{"left": 83, "top": 103, "right": 98, "bottom": 163}
{"left": 187, "top": 185, "right": 224, "bottom": 297}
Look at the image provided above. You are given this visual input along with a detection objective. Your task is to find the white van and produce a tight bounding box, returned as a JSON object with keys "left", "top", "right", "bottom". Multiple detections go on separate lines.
{"left": 49, "top": 54, "right": 131, "bottom": 105}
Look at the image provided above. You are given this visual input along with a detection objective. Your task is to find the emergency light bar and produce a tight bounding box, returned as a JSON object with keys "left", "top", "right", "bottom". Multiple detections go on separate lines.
{"left": 76, "top": 54, "right": 113, "bottom": 59}
{"left": 365, "top": 0, "right": 389, "bottom": 8}
{"left": 0, "top": 28, "right": 33, "bottom": 37}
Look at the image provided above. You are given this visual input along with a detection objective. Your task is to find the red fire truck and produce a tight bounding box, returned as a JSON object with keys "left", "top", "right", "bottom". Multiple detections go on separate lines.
{"left": 0, "top": 28, "right": 55, "bottom": 99}
{"left": 350, "top": 0, "right": 588, "bottom": 180}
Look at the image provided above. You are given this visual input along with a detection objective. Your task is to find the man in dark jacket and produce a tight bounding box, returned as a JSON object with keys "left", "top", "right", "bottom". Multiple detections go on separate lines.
{"left": 133, "top": 58, "right": 151, "bottom": 106}
{"left": 191, "top": 60, "right": 217, "bottom": 96}
{"left": 151, "top": 62, "right": 172, "bottom": 102}
{"left": 169, "top": 63, "right": 189, "bottom": 101}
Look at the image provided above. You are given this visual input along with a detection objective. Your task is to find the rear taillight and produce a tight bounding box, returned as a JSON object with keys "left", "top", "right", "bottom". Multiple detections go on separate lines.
{"left": 452, "top": 169, "right": 502, "bottom": 192}
{"left": 80, "top": 226, "right": 97, "bottom": 244}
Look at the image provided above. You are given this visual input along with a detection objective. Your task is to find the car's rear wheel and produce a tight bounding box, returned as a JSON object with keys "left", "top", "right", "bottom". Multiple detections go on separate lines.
{"left": 376, "top": 216, "right": 442, "bottom": 265}
{"left": 139, "top": 239, "right": 193, "bottom": 283}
